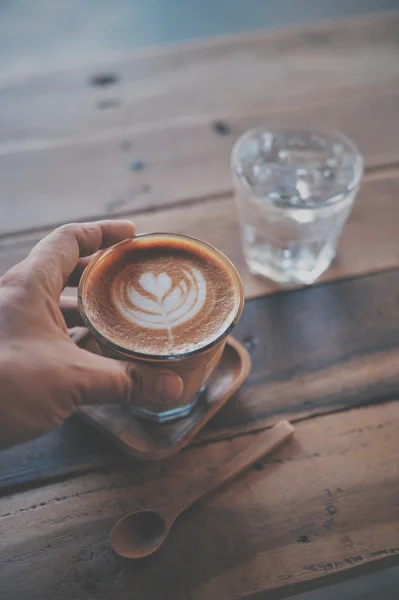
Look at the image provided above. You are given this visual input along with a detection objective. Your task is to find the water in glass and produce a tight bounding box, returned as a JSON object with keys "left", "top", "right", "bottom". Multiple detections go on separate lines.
{"left": 232, "top": 127, "right": 363, "bottom": 285}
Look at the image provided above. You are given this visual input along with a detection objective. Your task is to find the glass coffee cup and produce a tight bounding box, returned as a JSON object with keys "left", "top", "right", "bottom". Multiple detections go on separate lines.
{"left": 78, "top": 233, "right": 244, "bottom": 423}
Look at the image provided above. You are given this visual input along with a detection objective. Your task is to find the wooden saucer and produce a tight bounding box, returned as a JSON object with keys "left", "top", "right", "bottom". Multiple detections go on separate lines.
{"left": 78, "top": 336, "right": 251, "bottom": 460}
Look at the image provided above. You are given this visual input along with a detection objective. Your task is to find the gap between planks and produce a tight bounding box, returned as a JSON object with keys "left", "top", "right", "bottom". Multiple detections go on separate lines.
{"left": 0, "top": 160, "right": 398, "bottom": 244}
{"left": 0, "top": 402, "right": 398, "bottom": 600}
{"left": 1, "top": 386, "right": 398, "bottom": 499}
{"left": 2, "top": 30, "right": 399, "bottom": 234}
{"left": 1, "top": 167, "right": 399, "bottom": 302}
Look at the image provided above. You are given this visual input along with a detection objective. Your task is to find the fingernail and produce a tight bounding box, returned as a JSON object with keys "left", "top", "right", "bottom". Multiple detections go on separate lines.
{"left": 156, "top": 371, "right": 183, "bottom": 401}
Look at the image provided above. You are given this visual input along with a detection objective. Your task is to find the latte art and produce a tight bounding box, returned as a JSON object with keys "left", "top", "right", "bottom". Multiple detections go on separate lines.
{"left": 114, "top": 267, "right": 206, "bottom": 342}
{"left": 81, "top": 234, "right": 242, "bottom": 356}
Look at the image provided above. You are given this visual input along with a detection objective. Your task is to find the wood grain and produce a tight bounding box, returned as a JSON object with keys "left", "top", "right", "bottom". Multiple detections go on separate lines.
{"left": 1, "top": 13, "right": 398, "bottom": 596}
{"left": 205, "top": 266, "right": 399, "bottom": 440}
{"left": 1, "top": 78, "right": 399, "bottom": 235}
{"left": 1, "top": 403, "right": 398, "bottom": 599}
{"left": 2, "top": 267, "right": 399, "bottom": 492}
{"left": 2, "top": 12, "right": 399, "bottom": 143}
{"left": 1, "top": 169, "right": 399, "bottom": 301}
{"left": 1, "top": 14, "right": 399, "bottom": 234}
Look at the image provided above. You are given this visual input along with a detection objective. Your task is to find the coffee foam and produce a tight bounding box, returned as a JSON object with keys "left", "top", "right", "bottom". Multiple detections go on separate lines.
{"left": 82, "top": 236, "right": 240, "bottom": 356}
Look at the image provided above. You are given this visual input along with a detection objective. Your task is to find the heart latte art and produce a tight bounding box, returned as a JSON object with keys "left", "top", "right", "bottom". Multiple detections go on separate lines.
{"left": 81, "top": 235, "right": 241, "bottom": 356}
{"left": 114, "top": 267, "right": 206, "bottom": 342}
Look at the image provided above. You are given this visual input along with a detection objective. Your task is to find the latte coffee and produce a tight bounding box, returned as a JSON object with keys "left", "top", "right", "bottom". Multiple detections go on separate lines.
{"left": 79, "top": 233, "right": 244, "bottom": 422}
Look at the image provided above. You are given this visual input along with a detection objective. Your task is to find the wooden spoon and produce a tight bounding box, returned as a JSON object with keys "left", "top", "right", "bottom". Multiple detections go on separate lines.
{"left": 110, "top": 420, "right": 294, "bottom": 559}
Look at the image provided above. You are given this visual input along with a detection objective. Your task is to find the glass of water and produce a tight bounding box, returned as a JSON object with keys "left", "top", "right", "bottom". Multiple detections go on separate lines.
{"left": 231, "top": 125, "right": 363, "bottom": 285}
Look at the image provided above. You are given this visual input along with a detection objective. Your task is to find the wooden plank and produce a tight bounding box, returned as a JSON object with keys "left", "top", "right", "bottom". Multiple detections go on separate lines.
{"left": 0, "top": 15, "right": 399, "bottom": 233}
{"left": 1, "top": 13, "right": 399, "bottom": 143}
{"left": 2, "top": 267, "right": 399, "bottom": 492}
{"left": 1, "top": 169, "right": 399, "bottom": 300}
{"left": 1, "top": 78, "right": 399, "bottom": 235}
{"left": 0, "top": 416, "right": 130, "bottom": 494}
{"left": 1, "top": 403, "right": 398, "bottom": 599}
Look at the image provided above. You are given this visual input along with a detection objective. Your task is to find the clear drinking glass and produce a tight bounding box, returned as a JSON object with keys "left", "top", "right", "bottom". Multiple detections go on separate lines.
{"left": 78, "top": 233, "right": 244, "bottom": 423}
{"left": 231, "top": 125, "right": 364, "bottom": 285}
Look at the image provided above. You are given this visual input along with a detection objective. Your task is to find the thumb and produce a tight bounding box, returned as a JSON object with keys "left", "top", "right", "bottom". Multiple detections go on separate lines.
{"left": 76, "top": 349, "right": 183, "bottom": 408}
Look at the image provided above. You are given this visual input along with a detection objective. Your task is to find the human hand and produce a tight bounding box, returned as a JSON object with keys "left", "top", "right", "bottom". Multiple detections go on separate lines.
{"left": 0, "top": 221, "right": 183, "bottom": 449}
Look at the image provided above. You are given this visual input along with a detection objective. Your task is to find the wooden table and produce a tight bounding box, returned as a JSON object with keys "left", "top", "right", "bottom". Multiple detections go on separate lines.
{"left": 1, "top": 12, "right": 399, "bottom": 599}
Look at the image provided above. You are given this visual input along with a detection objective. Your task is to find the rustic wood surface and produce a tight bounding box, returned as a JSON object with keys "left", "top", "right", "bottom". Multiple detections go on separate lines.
{"left": 1, "top": 266, "right": 399, "bottom": 489}
{"left": 1, "top": 11, "right": 399, "bottom": 598}
{"left": 2, "top": 77, "right": 399, "bottom": 235}
{"left": 1, "top": 14, "right": 399, "bottom": 235}
{"left": 1, "top": 404, "right": 398, "bottom": 600}
{"left": 2, "top": 168, "right": 399, "bottom": 300}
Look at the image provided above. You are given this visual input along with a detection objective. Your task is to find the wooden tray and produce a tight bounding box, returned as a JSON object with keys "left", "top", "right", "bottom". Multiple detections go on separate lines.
{"left": 79, "top": 336, "right": 251, "bottom": 460}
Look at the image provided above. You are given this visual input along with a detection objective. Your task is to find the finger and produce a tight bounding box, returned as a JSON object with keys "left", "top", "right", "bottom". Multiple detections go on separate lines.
{"left": 76, "top": 349, "right": 184, "bottom": 408}
{"left": 7, "top": 220, "right": 135, "bottom": 298}
{"left": 60, "top": 295, "right": 84, "bottom": 328}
